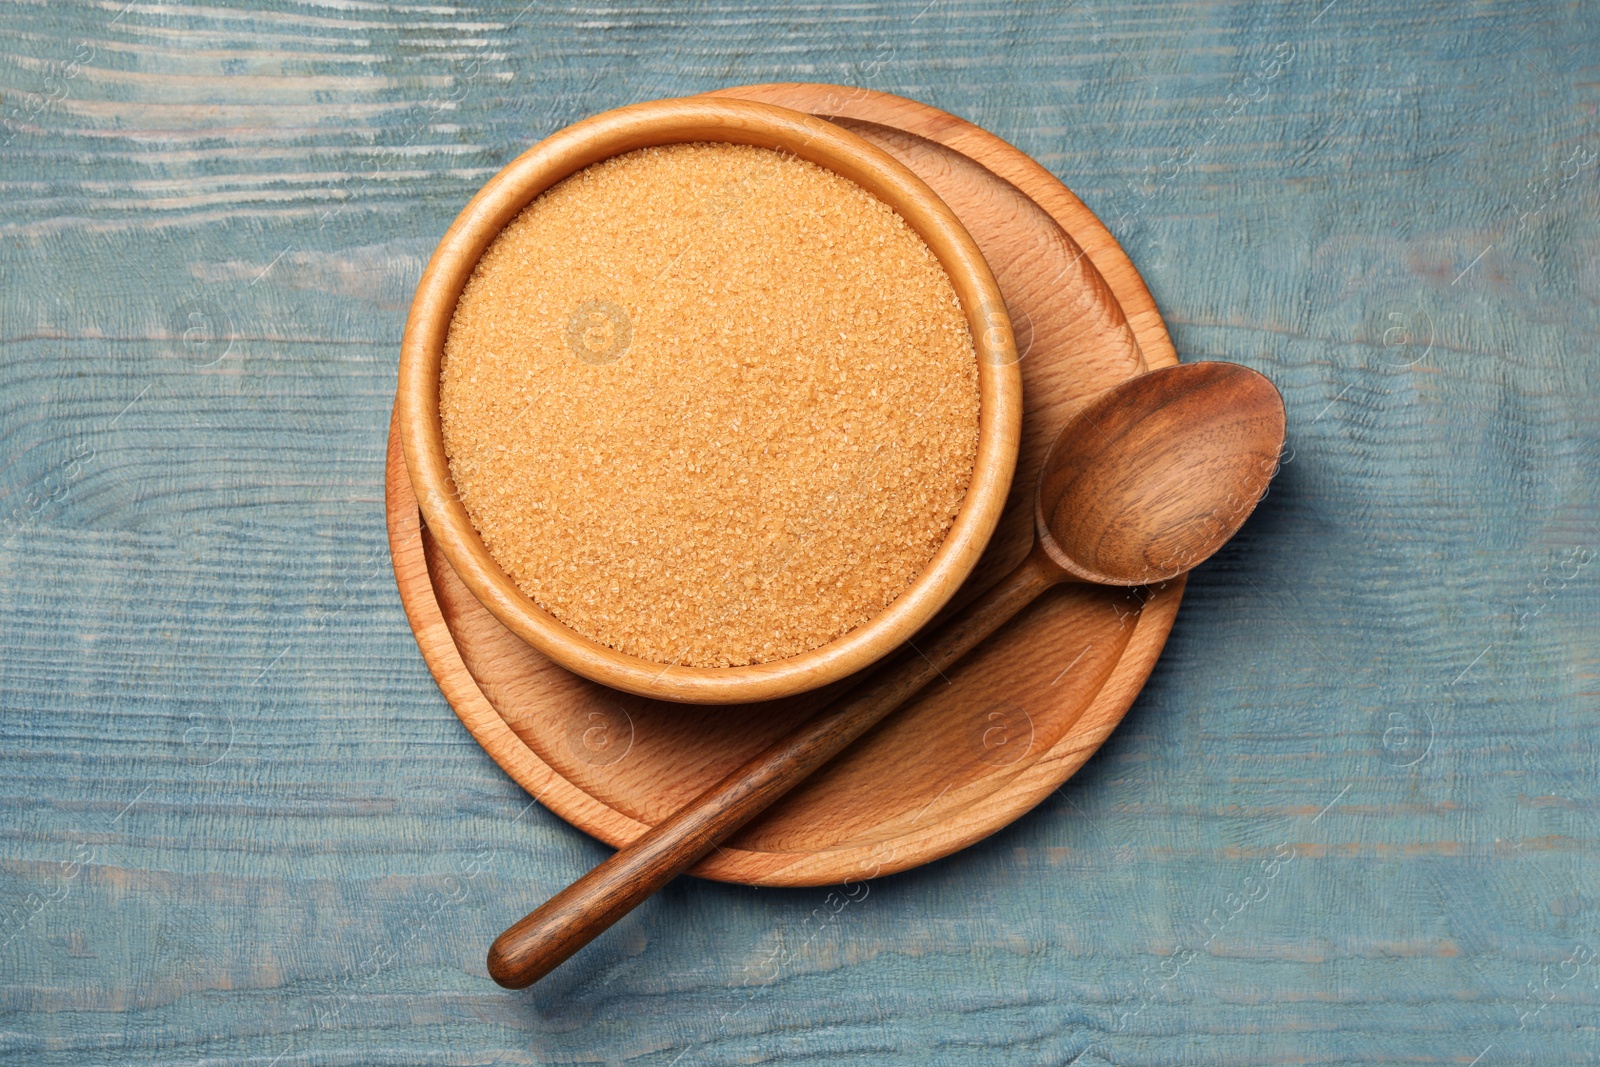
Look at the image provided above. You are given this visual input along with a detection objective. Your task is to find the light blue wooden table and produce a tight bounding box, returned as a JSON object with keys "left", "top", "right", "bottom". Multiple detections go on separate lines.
{"left": 3, "top": 1, "right": 1597, "bottom": 1063}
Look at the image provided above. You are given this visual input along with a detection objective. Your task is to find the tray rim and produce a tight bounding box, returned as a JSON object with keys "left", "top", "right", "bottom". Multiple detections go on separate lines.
{"left": 385, "top": 83, "right": 1186, "bottom": 887}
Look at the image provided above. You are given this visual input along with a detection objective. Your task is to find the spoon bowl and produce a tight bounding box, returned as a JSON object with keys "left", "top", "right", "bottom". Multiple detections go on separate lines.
{"left": 1036, "top": 361, "right": 1287, "bottom": 585}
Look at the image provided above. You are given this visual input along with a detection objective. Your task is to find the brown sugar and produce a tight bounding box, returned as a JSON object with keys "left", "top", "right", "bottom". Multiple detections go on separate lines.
{"left": 439, "top": 141, "right": 979, "bottom": 668}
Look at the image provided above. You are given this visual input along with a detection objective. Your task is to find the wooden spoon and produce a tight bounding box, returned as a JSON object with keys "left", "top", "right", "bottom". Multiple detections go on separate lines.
{"left": 487, "top": 360, "right": 1287, "bottom": 989}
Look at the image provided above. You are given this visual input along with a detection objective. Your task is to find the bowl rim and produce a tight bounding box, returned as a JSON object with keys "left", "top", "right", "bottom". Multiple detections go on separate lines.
{"left": 398, "top": 95, "right": 1022, "bottom": 704}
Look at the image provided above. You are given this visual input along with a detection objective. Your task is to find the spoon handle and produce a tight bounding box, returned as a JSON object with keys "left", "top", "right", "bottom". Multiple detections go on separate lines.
{"left": 486, "top": 549, "right": 1061, "bottom": 989}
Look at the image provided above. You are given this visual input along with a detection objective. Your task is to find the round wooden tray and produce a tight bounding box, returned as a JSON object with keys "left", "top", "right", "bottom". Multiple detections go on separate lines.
{"left": 385, "top": 84, "right": 1184, "bottom": 887}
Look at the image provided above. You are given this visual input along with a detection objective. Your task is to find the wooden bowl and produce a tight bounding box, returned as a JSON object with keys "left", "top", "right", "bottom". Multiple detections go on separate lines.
{"left": 397, "top": 96, "right": 1022, "bottom": 705}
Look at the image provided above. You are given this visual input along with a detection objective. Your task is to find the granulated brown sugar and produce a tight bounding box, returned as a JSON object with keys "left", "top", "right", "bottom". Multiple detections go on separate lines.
{"left": 440, "top": 141, "right": 979, "bottom": 668}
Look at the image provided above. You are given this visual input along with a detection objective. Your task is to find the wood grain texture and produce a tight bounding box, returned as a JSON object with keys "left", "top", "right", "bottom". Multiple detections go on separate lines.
{"left": 3, "top": 2, "right": 1599, "bottom": 1065}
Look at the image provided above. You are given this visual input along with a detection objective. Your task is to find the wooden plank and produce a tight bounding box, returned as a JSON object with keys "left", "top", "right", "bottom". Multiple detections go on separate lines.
{"left": 1, "top": 0, "right": 1598, "bottom": 1063}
